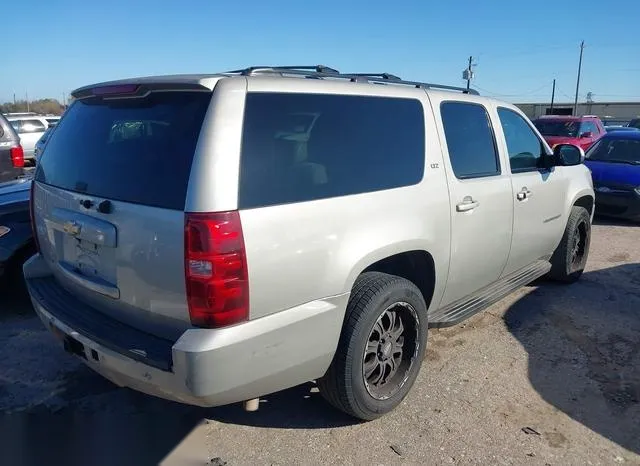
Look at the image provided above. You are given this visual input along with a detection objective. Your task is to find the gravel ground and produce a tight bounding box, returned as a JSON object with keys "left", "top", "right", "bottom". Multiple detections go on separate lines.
{"left": 0, "top": 219, "right": 638, "bottom": 466}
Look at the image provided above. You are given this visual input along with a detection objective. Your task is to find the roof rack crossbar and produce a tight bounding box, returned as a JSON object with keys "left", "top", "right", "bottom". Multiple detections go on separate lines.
{"left": 222, "top": 66, "right": 479, "bottom": 95}
{"left": 228, "top": 65, "right": 340, "bottom": 76}
{"left": 349, "top": 73, "right": 402, "bottom": 80}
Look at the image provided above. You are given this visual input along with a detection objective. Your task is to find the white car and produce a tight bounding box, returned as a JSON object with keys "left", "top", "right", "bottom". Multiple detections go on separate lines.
{"left": 7, "top": 116, "right": 59, "bottom": 164}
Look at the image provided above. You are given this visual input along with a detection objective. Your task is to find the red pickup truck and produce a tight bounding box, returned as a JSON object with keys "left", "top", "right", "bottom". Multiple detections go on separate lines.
{"left": 533, "top": 115, "right": 605, "bottom": 151}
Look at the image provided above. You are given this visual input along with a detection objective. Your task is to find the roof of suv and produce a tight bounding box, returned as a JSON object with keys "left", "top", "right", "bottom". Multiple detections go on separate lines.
{"left": 71, "top": 65, "right": 483, "bottom": 100}
{"left": 535, "top": 115, "right": 600, "bottom": 121}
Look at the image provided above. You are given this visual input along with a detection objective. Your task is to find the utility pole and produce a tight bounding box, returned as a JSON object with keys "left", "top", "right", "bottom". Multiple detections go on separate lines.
{"left": 462, "top": 56, "right": 475, "bottom": 91}
{"left": 573, "top": 40, "right": 585, "bottom": 116}
{"left": 62, "top": 92, "right": 66, "bottom": 109}
{"left": 26, "top": 92, "right": 30, "bottom": 113}
{"left": 550, "top": 79, "right": 556, "bottom": 114}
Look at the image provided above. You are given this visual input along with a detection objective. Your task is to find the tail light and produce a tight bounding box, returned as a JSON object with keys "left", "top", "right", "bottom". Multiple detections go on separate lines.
{"left": 11, "top": 146, "right": 24, "bottom": 168}
{"left": 29, "top": 181, "right": 40, "bottom": 252}
{"left": 185, "top": 211, "right": 249, "bottom": 328}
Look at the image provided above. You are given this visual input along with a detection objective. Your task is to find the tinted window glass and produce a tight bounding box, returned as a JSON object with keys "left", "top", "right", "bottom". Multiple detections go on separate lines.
{"left": 586, "top": 138, "right": 640, "bottom": 164}
{"left": 498, "top": 108, "right": 545, "bottom": 172}
{"left": 440, "top": 102, "right": 499, "bottom": 178}
{"left": 9, "top": 121, "right": 21, "bottom": 132}
{"left": 580, "top": 121, "right": 598, "bottom": 135}
{"left": 239, "top": 93, "right": 425, "bottom": 208}
{"left": 35, "top": 92, "right": 212, "bottom": 210}
{"left": 534, "top": 119, "right": 579, "bottom": 137}
{"left": 19, "top": 119, "right": 46, "bottom": 133}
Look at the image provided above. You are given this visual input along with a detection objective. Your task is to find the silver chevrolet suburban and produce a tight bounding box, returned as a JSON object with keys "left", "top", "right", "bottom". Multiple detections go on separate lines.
{"left": 24, "top": 66, "right": 594, "bottom": 420}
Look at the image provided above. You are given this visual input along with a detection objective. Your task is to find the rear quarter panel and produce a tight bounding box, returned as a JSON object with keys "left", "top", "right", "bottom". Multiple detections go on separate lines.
{"left": 234, "top": 83, "right": 451, "bottom": 320}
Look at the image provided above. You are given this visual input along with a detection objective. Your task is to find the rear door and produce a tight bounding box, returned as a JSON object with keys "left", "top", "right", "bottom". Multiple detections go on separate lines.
{"left": 33, "top": 89, "right": 212, "bottom": 336}
{"left": 434, "top": 99, "right": 513, "bottom": 306}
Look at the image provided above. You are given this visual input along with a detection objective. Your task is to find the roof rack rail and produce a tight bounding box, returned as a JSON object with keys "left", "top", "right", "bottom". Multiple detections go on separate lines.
{"left": 223, "top": 65, "right": 478, "bottom": 95}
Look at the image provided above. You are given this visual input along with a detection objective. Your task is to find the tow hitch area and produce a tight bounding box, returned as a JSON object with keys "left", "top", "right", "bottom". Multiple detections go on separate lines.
{"left": 50, "top": 323, "right": 86, "bottom": 360}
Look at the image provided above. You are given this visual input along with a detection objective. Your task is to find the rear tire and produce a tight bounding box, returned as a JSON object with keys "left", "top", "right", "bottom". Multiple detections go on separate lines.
{"left": 548, "top": 206, "right": 591, "bottom": 283}
{"left": 318, "top": 272, "right": 428, "bottom": 420}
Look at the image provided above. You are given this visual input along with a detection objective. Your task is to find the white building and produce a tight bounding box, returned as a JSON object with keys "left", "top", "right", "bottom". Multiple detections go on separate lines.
{"left": 515, "top": 101, "right": 640, "bottom": 123}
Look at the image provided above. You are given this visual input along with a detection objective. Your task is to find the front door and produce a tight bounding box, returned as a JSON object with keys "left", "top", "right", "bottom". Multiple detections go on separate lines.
{"left": 495, "top": 107, "right": 568, "bottom": 276}
{"left": 436, "top": 100, "right": 513, "bottom": 306}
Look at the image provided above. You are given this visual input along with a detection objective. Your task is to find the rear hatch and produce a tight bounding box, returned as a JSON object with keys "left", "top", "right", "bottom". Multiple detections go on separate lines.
{"left": 33, "top": 86, "right": 213, "bottom": 337}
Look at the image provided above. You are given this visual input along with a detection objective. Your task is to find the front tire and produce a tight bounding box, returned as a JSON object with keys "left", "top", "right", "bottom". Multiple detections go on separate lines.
{"left": 549, "top": 206, "right": 591, "bottom": 283}
{"left": 318, "top": 272, "right": 428, "bottom": 420}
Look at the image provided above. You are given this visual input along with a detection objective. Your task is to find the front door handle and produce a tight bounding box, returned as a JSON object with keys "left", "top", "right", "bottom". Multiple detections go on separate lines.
{"left": 517, "top": 187, "right": 532, "bottom": 201}
{"left": 456, "top": 196, "right": 480, "bottom": 212}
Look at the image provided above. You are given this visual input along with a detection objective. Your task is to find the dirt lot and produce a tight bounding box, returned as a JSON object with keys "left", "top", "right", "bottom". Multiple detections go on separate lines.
{"left": 1, "top": 219, "right": 638, "bottom": 466}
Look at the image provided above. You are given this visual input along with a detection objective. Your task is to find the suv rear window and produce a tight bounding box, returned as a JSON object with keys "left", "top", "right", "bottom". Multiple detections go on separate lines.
{"left": 238, "top": 93, "right": 425, "bottom": 209}
{"left": 35, "top": 91, "right": 212, "bottom": 210}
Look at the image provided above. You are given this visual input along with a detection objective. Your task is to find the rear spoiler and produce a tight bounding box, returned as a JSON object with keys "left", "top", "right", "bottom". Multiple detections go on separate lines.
{"left": 72, "top": 78, "right": 216, "bottom": 100}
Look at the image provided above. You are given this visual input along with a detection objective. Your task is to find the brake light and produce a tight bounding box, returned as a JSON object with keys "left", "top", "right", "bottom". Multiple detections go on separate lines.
{"left": 185, "top": 211, "right": 249, "bottom": 328}
{"left": 29, "top": 181, "right": 40, "bottom": 252}
{"left": 10, "top": 146, "right": 24, "bottom": 168}
{"left": 92, "top": 84, "right": 139, "bottom": 96}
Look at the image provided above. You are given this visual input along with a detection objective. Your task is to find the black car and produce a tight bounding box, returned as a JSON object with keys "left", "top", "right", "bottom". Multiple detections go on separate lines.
{"left": 0, "top": 113, "right": 25, "bottom": 184}
{"left": 0, "top": 177, "right": 33, "bottom": 281}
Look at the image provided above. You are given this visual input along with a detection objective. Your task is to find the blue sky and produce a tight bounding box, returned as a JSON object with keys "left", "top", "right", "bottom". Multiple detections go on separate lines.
{"left": 2, "top": 0, "right": 638, "bottom": 104}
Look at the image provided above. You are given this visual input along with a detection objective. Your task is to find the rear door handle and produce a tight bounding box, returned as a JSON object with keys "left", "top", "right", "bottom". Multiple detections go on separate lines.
{"left": 456, "top": 196, "right": 480, "bottom": 212}
{"left": 517, "top": 187, "right": 532, "bottom": 201}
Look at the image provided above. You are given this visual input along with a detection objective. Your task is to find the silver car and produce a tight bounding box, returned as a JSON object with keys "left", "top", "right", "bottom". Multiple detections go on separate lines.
{"left": 24, "top": 66, "right": 594, "bottom": 420}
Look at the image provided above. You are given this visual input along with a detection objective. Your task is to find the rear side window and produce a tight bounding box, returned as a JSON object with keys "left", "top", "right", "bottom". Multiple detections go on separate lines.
{"left": 18, "top": 119, "right": 46, "bottom": 133}
{"left": 35, "top": 92, "right": 212, "bottom": 210}
{"left": 238, "top": 93, "right": 425, "bottom": 209}
{"left": 440, "top": 102, "right": 500, "bottom": 178}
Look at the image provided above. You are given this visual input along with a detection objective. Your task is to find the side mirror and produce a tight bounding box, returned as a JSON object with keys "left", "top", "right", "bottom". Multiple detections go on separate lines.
{"left": 553, "top": 143, "right": 585, "bottom": 166}
{"left": 580, "top": 131, "right": 593, "bottom": 138}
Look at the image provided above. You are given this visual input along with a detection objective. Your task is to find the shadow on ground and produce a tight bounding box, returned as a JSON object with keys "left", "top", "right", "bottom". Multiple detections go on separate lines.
{"left": 0, "top": 274, "right": 355, "bottom": 466}
{"left": 593, "top": 215, "right": 640, "bottom": 227}
{"left": 0, "top": 382, "right": 353, "bottom": 466}
{"left": 505, "top": 263, "right": 640, "bottom": 455}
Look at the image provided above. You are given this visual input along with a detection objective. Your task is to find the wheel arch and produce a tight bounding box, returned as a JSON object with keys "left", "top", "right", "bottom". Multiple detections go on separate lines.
{"left": 343, "top": 242, "right": 447, "bottom": 315}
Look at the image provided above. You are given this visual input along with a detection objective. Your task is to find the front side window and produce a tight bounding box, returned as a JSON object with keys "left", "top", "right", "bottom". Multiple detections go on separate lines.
{"left": 239, "top": 93, "right": 425, "bottom": 209}
{"left": 580, "top": 121, "right": 598, "bottom": 136}
{"left": 498, "top": 108, "right": 545, "bottom": 172}
{"left": 440, "top": 102, "right": 500, "bottom": 179}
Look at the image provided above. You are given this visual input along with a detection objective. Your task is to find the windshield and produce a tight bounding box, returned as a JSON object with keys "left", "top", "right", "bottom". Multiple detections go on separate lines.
{"left": 586, "top": 138, "right": 640, "bottom": 164}
{"left": 534, "top": 120, "right": 579, "bottom": 137}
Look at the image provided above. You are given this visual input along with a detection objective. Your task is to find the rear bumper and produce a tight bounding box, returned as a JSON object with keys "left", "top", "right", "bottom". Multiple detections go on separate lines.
{"left": 25, "top": 254, "right": 348, "bottom": 407}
